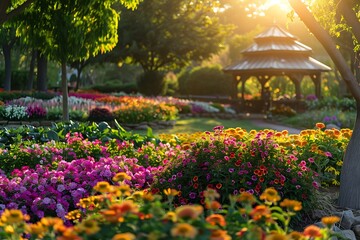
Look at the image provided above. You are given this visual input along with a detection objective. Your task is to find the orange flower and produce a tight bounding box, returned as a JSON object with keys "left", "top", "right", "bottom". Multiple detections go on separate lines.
{"left": 175, "top": 205, "right": 203, "bottom": 219}
{"left": 206, "top": 200, "right": 221, "bottom": 210}
{"left": 170, "top": 223, "right": 198, "bottom": 239}
{"left": 250, "top": 205, "right": 272, "bottom": 222}
{"left": 210, "top": 229, "right": 231, "bottom": 240}
{"left": 216, "top": 183, "right": 222, "bottom": 189}
{"left": 265, "top": 232, "right": 290, "bottom": 240}
{"left": 206, "top": 214, "right": 226, "bottom": 226}
{"left": 321, "top": 216, "right": 340, "bottom": 228}
{"left": 280, "top": 199, "right": 302, "bottom": 212}
{"left": 303, "top": 225, "right": 322, "bottom": 238}
{"left": 315, "top": 122, "right": 325, "bottom": 129}
{"left": 260, "top": 188, "right": 281, "bottom": 204}
{"left": 112, "top": 232, "right": 136, "bottom": 240}
{"left": 237, "top": 192, "right": 256, "bottom": 205}
{"left": 101, "top": 201, "right": 139, "bottom": 223}
{"left": 203, "top": 188, "right": 220, "bottom": 200}
{"left": 287, "top": 231, "right": 304, "bottom": 240}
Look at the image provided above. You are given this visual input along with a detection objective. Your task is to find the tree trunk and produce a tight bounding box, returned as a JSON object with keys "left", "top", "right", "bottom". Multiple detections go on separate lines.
{"left": 288, "top": 0, "right": 360, "bottom": 209}
{"left": 37, "top": 52, "right": 48, "bottom": 92}
{"left": 2, "top": 43, "right": 11, "bottom": 91}
{"left": 61, "top": 61, "right": 69, "bottom": 121}
{"left": 26, "top": 49, "right": 36, "bottom": 91}
{"left": 339, "top": 102, "right": 360, "bottom": 208}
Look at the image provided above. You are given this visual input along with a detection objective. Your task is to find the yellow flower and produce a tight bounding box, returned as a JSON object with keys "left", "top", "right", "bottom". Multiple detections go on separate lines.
{"left": 163, "top": 211, "right": 177, "bottom": 222}
{"left": 206, "top": 214, "right": 226, "bottom": 226}
{"left": 118, "top": 184, "right": 132, "bottom": 197}
{"left": 76, "top": 219, "right": 100, "bottom": 235}
{"left": 113, "top": 172, "right": 132, "bottom": 182}
{"left": 93, "top": 181, "right": 112, "bottom": 193}
{"left": 260, "top": 188, "right": 281, "bottom": 204}
{"left": 280, "top": 199, "right": 302, "bottom": 212}
{"left": 1, "top": 209, "right": 25, "bottom": 224}
{"left": 164, "top": 188, "right": 179, "bottom": 197}
{"left": 321, "top": 216, "right": 340, "bottom": 228}
{"left": 170, "top": 223, "right": 198, "bottom": 239}
{"left": 175, "top": 205, "right": 203, "bottom": 219}
{"left": 26, "top": 222, "right": 47, "bottom": 238}
{"left": 66, "top": 210, "right": 82, "bottom": 220}
{"left": 4, "top": 225, "right": 14, "bottom": 234}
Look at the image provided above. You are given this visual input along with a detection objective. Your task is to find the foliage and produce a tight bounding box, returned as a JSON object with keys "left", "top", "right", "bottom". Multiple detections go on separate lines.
{"left": 116, "top": 0, "right": 232, "bottom": 72}
{"left": 0, "top": 176, "right": 342, "bottom": 239}
{"left": 137, "top": 71, "right": 166, "bottom": 96}
{"left": 179, "top": 65, "right": 236, "bottom": 96}
{"left": 306, "top": 96, "right": 356, "bottom": 112}
{"left": 90, "top": 81, "right": 138, "bottom": 94}
{"left": 88, "top": 107, "right": 114, "bottom": 123}
{"left": 270, "top": 104, "right": 297, "bottom": 117}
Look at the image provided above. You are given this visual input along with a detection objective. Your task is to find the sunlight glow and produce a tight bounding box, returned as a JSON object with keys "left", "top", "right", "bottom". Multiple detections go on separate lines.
{"left": 242, "top": 0, "right": 292, "bottom": 18}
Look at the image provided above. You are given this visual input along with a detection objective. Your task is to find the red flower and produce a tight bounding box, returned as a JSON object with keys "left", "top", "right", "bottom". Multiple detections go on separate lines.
{"left": 216, "top": 183, "right": 222, "bottom": 189}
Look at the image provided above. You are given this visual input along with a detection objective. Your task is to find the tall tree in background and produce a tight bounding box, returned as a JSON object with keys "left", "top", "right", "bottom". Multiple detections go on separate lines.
{"left": 17, "top": 0, "right": 140, "bottom": 120}
{"left": 0, "top": 24, "right": 17, "bottom": 91}
{"left": 115, "top": 0, "right": 232, "bottom": 95}
{"left": 288, "top": 0, "right": 360, "bottom": 209}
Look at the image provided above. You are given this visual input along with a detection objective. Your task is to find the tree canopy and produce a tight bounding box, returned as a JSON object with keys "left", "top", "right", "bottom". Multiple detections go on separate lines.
{"left": 114, "top": 0, "right": 233, "bottom": 72}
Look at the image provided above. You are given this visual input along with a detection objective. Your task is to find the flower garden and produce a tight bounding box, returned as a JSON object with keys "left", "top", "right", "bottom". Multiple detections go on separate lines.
{"left": 0, "top": 93, "right": 352, "bottom": 239}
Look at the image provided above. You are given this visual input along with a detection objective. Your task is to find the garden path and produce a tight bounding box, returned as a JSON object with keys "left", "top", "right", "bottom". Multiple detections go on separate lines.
{"left": 239, "top": 113, "right": 302, "bottom": 134}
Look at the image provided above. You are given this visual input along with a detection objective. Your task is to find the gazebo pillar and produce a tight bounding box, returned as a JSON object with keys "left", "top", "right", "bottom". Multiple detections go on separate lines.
{"left": 311, "top": 73, "right": 321, "bottom": 99}
{"left": 231, "top": 75, "right": 239, "bottom": 99}
{"left": 289, "top": 74, "right": 303, "bottom": 100}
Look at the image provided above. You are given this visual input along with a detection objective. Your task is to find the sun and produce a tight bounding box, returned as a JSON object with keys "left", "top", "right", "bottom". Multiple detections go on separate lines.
{"left": 262, "top": 0, "right": 292, "bottom": 12}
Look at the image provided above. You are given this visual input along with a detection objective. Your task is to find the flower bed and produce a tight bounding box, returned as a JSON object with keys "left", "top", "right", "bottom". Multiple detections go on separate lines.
{"left": 0, "top": 174, "right": 341, "bottom": 239}
{"left": 0, "top": 122, "right": 351, "bottom": 239}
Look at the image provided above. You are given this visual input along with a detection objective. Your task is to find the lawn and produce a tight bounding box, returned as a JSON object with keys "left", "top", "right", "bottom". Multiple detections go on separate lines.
{"left": 132, "top": 117, "right": 262, "bottom": 136}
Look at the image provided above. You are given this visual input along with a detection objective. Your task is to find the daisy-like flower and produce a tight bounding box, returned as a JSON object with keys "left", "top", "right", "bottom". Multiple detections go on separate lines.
{"left": 113, "top": 172, "right": 132, "bottom": 182}
{"left": 321, "top": 216, "right": 340, "bottom": 228}
{"left": 93, "top": 181, "right": 112, "bottom": 193}
{"left": 206, "top": 214, "right": 226, "bottom": 226}
{"left": 112, "top": 232, "right": 136, "bottom": 240}
{"left": 260, "top": 188, "right": 281, "bottom": 204}
{"left": 280, "top": 199, "right": 302, "bottom": 212}
{"left": 170, "top": 223, "right": 198, "bottom": 239}
{"left": 315, "top": 122, "right": 326, "bottom": 129}
{"left": 175, "top": 205, "right": 203, "bottom": 219}
{"left": 303, "top": 225, "right": 322, "bottom": 238}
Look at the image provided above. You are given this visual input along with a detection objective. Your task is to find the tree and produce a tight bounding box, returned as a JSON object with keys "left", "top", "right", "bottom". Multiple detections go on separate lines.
{"left": 0, "top": 0, "right": 35, "bottom": 25}
{"left": 0, "top": 24, "right": 17, "bottom": 91}
{"left": 113, "top": 0, "right": 232, "bottom": 95}
{"left": 288, "top": 0, "right": 360, "bottom": 209}
{"left": 17, "top": 0, "right": 140, "bottom": 120}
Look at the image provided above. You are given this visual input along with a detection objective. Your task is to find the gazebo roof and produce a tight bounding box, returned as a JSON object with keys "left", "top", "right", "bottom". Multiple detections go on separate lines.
{"left": 224, "top": 25, "right": 331, "bottom": 74}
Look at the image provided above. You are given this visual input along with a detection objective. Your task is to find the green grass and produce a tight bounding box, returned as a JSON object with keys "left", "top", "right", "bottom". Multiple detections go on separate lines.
{"left": 131, "top": 117, "right": 263, "bottom": 136}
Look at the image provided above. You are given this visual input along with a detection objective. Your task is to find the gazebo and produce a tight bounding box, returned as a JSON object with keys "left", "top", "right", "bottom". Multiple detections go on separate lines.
{"left": 223, "top": 25, "right": 331, "bottom": 111}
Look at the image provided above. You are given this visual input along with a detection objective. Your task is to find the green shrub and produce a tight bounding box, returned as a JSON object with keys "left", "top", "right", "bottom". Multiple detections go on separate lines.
{"left": 91, "top": 81, "right": 138, "bottom": 94}
{"left": 179, "top": 65, "right": 235, "bottom": 96}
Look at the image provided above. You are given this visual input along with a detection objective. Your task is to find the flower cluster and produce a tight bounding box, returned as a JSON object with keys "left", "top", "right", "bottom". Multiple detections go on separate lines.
{"left": 0, "top": 156, "right": 158, "bottom": 221}
{"left": 2, "top": 105, "right": 28, "bottom": 120}
{"left": 26, "top": 104, "right": 47, "bottom": 120}
{"left": 0, "top": 175, "right": 341, "bottom": 239}
{"left": 152, "top": 126, "right": 319, "bottom": 211}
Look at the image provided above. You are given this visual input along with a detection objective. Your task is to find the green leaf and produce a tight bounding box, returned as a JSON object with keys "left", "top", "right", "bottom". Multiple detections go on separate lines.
{"left": 98, "top": 121, "right": 110, "bottom": 131}
{"left": 47, "top": 130, "right": 59, "bottom": 141}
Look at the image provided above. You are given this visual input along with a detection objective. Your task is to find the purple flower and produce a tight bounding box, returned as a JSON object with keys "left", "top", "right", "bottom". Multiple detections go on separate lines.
{"left": 189, "top": 192, "right": 196, "bottom": 199}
